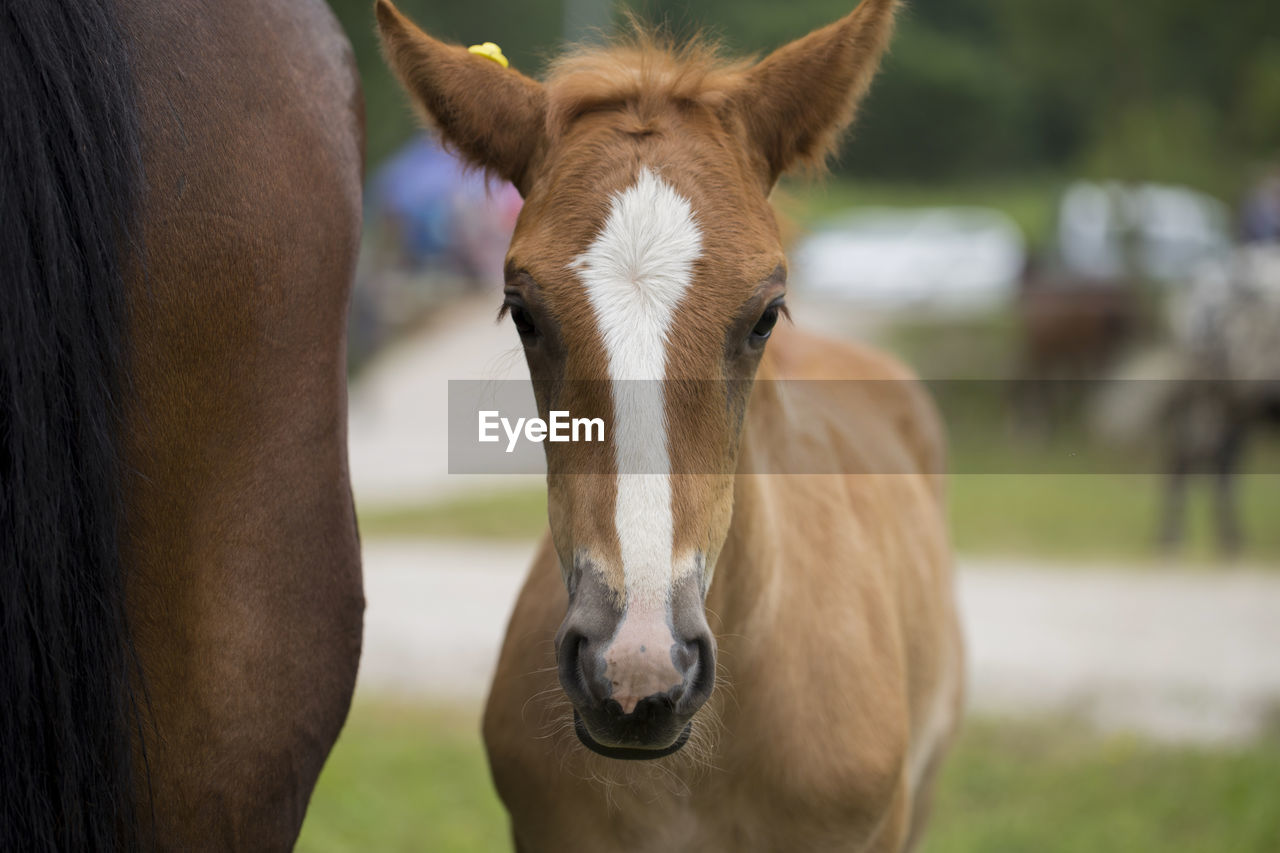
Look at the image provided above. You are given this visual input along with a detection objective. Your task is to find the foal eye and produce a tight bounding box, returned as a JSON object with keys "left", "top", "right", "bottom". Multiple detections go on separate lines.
{"left": 507, "top": 303, "right": 537, "bottom": 338}
{"left": 750, "top": 305, "right": 781, "bottom": 341}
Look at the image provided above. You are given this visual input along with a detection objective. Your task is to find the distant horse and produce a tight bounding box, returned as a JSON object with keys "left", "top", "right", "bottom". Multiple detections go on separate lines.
{"left": 1157, "top": 246, "right": 1280, "bottom": 553}
{"left": 379, "top": 1, "right": 962, "bottom": 850}
{"left": 2, "top": 1, "right": 364, "bottom": 849}
{"left": 1019, "top": 273, "right": 1140, "bottom": 380}
{"left": 1014, "top": 180, "right": 1229, "bottom": 433}
{"left": 1014, "top": 264, "right": 1141, "bottom": 432}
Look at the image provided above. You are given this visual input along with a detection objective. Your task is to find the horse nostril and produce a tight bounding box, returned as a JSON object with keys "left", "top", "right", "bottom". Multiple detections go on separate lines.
{"left": 679, "top": 632, "right": 716, "bottom": 711}
{"left": 673, "top": 637, "right": 699, "bottom": 675}
{"left": 556, "top": 629, "right": 591, "bottom": 704}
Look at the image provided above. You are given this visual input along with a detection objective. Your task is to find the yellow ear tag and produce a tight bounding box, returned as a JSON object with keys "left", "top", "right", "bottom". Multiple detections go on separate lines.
{"left": 467, "top": 42, "right": 509, "bottom": 69}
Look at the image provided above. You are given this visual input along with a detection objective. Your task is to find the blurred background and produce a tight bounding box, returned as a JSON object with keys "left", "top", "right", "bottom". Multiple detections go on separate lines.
{"left": 300, "top": 1, "right": 1280, "bottom": 850}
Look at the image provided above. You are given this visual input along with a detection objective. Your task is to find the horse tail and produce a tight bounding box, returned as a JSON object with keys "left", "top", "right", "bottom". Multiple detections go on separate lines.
{"left": 1, "top": 0, "right": 145, "bottom": 848}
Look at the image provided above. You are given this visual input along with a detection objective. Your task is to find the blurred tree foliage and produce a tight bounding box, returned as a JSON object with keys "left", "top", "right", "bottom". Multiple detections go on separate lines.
{"left": 329, "top": 0, "right": 1280, "bottom": 196}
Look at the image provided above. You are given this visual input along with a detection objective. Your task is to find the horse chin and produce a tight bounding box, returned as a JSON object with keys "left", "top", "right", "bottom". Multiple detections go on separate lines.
{"left": 573, "top": 711, "right": 692, "bottom": 761}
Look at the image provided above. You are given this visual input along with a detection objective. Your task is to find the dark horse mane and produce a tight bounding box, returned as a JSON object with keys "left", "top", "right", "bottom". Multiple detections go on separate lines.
{"left": 1, "top": 0, "right": 145, "bottom": 848}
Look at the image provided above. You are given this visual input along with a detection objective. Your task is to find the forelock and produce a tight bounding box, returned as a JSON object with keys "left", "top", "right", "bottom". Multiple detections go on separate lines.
{"left": 542, "top": 25, "right": 752, "bottom": 140}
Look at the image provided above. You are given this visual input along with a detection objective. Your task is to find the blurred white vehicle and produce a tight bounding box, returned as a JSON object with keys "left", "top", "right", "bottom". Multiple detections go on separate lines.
{"left": 791, "top": 206, "right": 1025, "bottom": 311}
{"left": 1057, "top": 181, "right": 1231, "bottom": 283}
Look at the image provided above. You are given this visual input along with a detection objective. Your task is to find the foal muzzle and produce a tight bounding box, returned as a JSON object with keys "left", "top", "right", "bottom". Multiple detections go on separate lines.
{"left": 555, "top": 568, "right": 715, "bottom": 759}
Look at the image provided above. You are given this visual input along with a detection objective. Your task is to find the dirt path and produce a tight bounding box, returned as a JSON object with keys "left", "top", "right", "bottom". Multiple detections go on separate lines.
{"left": 347, "top": 298, "right": 531, "bottom": 505}
{"left": 958, "top": 561, "right": 1280, "bottom": 742}
{"left": 355, "top": 540, "right": 1280, "bottom": 743}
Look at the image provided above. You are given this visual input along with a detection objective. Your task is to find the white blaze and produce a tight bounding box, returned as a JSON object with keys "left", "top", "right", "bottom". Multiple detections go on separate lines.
{"left": 571, "top": 168, "right": 702, "bottom": 608}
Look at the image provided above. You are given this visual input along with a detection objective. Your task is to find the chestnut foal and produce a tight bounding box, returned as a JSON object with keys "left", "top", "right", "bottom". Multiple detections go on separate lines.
{"left": 379, "top": 1, "right": 962, "bottom": 849}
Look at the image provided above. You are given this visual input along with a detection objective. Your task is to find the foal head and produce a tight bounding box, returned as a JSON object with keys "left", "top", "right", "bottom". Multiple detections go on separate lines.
{"left": 378, "top": 0, "right": 897, "bottom": 758}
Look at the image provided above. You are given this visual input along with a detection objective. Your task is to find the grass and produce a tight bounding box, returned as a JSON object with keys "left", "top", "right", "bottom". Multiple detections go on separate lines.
{"left": 298, "top": 702, "right": 1280, "bottom": 852}
{"left": 950, "top": 474, "right": 1280, "bottom": 563}
{"left": 922, "top": 717, "right": 1280, "bottom": 853}
{"left": 296, "top": 704, "right": 506, "bottom": 853}
{"left": 356, "top": 468, "right": 1280, "bottom": 564}
{"left": 358, "top": 489, "right": 548, "bottom": 541}
{"left": 775, "top": 174, "right": 1064, "bottom": 250}
{"left": 885, "top": 310, "right": 1021, "bottom": 380}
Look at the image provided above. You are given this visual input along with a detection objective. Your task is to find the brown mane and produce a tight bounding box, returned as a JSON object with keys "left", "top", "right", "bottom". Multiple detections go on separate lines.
{"left": 541, "top": 0, "right": 899, "bottom": 177}
{"left": 542, "top": 27, "right": 751, "bottom": 141}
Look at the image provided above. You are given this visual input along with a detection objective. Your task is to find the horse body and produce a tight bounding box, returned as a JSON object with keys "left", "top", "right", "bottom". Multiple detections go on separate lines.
{"left": 117, "top": 0, "right": 365, "bottom": 846}
{"left": 377, "top": 0, "right": 961, "bottom": 848}
{"left": 486, "top": 331, "right": 960, "bottom": 852}
{"left": 4, "top": 0, "right": 364, "bottom": 848}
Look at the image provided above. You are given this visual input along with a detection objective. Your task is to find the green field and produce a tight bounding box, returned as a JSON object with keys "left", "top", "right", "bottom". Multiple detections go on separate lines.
{"left": 296, "top": 705, "right": 506, "bottom": 853}
{"left": 298, "top": 702, "right": 1280, "bottom": 852}
{"left": 925, "top": 718, "right": 1280, "bottom": 853}
{"left": 358, "top": 469, "right": 1280, "bottom": 564}
{"left": 358, "top": 489, "right": 549, "bottom": 542}
{"left": 775, "top": 175, "right": 1064, "bottom": 250}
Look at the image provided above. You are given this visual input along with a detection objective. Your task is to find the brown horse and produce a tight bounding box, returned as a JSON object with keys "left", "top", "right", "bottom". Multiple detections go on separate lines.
{"left": 1014, "top": 263, "right": 1142, "bottom": 434}
{"left": 378, "top": 0, "right": 961, "bottom": 849}
{"left": 2, "top": 0, "right": 363, "bottom": 849}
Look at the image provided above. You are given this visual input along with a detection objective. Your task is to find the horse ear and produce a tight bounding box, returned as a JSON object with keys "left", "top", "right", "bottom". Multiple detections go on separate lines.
{"left": 375, "top": 0, "right": 547, "bottom": 195}
{"left": 733, "top": 0, "right": 899, "bottom": 187}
